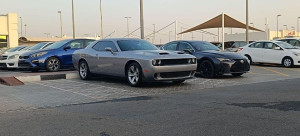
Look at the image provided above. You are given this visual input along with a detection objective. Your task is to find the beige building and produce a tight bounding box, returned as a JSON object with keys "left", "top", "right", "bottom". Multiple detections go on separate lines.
{"left": 0, "top": 13, "right": 18, "bottom": 48}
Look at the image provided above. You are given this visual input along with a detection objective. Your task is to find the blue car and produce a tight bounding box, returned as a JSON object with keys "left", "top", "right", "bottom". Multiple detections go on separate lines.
{"left": 18, "top": 39, "right": 95, "bottom": 72}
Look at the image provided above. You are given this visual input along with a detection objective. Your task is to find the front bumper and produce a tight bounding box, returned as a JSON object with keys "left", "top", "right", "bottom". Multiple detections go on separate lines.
{"left": 0, "top": 59, "right": 19, "bottom": 69}
{"left": 216, "top": 59, "right": 250, "bottom": 74}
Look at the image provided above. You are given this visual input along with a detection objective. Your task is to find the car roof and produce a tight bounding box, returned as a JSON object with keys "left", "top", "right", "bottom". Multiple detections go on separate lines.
{"left": 99, "top": 38, "right": 143, "bottom": 42}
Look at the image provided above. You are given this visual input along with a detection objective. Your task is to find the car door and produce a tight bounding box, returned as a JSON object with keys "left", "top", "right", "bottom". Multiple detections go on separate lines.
{"left": 94, "top": 41, "right": 119, "bottom": 76}
{"left": 247, "top": 42, "right": 264, "bottom": 62}
{"left": 61, "top": 40, "right": 85, "bottom": 67}
{"left": 262, "top": 42, "right": 284, "bottom": 64}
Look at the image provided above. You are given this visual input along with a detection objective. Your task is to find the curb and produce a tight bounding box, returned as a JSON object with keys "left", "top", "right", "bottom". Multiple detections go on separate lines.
{"left": 15, "top": 73, "right": 79, "bottom": 83}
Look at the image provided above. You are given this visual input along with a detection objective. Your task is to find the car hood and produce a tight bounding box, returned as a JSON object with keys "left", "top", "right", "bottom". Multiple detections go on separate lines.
{"left": 20, "top": 49, "right": 54, "bottom": 56}
{"left": 124, "top": 50, "right": 195, "bottom": 59}
{"left": 196, "top": 50, "right": 246, "bottom": 59}
{"left": 1, "top": 50, "right": 29, "bottom": 57}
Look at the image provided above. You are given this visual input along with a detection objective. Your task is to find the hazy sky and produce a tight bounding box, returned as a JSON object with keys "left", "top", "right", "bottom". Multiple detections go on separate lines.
{"left": 1, "top": 0, "right": 299, "bottom": 43}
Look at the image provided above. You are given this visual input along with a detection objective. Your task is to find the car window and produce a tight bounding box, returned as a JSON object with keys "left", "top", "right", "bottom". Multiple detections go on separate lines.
{"left": 289, "top": 40, "right": 300, "bottom": 47}
{"left": 164, "top": 42, "right": 177, "bottom": 50}
{"left": 85, "top": 40, "right": 95, "bottom": 48}
{"left": 178, "top": 42, "right": 194, "bottom": 51}
{"left": 251, "top": 42, "right": 264, "bottom": 48}
{"left": 117, "top": 40, "right": 158, "bottom": 51}
{"left": 93, "top": 41, "right": 118, "bottom": 52}
{"left": 239, "top": 42, "right": 247, "bottom": 47}
{"left": 232, "top": 42, "right": 239, "bottom": 48}
{"left": 67, "top": 40, "right": 84, "bottom": 49}
{"left": 264, "top": 42, "right": 276, "bottom": 49}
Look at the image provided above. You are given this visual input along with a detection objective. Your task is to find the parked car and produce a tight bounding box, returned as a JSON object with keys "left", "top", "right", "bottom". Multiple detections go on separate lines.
{"left": 237, "top": 41, "right": 300, "bottom": 67}
{"left": 210, "top": 42, "right": 222, "bottom": 49}
{"left": 276, "top": 38, "right": 300, "bottom": 49}
{"left": 224, "top": 41, "right": 248, "bottom": 52}
{"left": 72, "top": 38, "right": 197, "bottom": 86}
{"left": 0, "top": 45, "right": 30, "bottom": 69}
{"left": 0, "top": 42, "right": 54, "bottom": 69}
{"left": 0, "top": 48, "right": 10, "bottom": 56}
{"left": 18, "top": 39, "right": 95, "bottom": 72}
{"left": 160, "top": 40, "right": 250, "bottom": 78}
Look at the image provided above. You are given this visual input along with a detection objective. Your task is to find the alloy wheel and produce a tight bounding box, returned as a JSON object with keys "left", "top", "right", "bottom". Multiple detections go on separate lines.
{"left": 80, "top": 62, "right": 87, "bottom": 79}
{"left": 127, "top": 65, "right": 140, "bottom": 85}
{"left": 47, "top": 58, "right": 60, "bottom": 71}
{"left": 283, "top": 58, "right": 292, "bottom": 67}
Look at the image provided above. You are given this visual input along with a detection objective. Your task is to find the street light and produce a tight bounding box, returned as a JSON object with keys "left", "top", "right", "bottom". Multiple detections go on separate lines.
{"left": 169, "top": 31, "right": 172, "bottom": 42}
{"left": 58, "top": 11, "right": 63, "bottom": 38}
{"left": 297, "top": 17, "right": 300, "bottom": 37}
{"left": 100, "top": 0, "right": 104, "bottom": 39}
{"left": 277, "top": 14, "right": 281, "bottom": 38}
{"left": 125, "top": 17, "right": 132, "bottom": 38}
{"left": 284, "top": 25, "right": 288, "bottom": 30}
{"left": 19, "top": 17, "right": 23, "bottom": 37}
{"left": 72, "top": 0, "right": 76, "bottom": 39}
{"left": 140, "top": 0, "right": 144, "bottom": 39}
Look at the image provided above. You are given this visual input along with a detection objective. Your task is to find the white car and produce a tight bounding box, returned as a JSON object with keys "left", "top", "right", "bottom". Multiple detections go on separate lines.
{"left": 276, "top": 38, "right": 300, "bottom": 49}
{"left": 0, "top": 42, "right": 53, "bottom": 69}
{"left": 237, "top": 41, "right": 300, "bottom": 67}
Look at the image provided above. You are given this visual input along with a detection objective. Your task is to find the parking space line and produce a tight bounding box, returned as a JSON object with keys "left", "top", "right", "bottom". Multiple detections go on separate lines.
{"left": 285, "top": 68, "right": 300, "bottom": 73}
{"left": 31, "top": 82, "right": 99, "bottom": 100}
{"left": 256, "top": 66, "right": 289, "bottom": 77}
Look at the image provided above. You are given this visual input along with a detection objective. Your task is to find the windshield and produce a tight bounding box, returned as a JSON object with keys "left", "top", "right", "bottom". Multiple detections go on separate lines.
{"left": 7, "top": 46, "right": 25, "bottom": 52}
{"left": 191, "top": 41, "right": 220, "bottom": 51}
{"left": 44, "top": 40, "right": 70, "bottom": 49}
{"left": 29, "top": 43, "right": 48, "bottom": 50}
{"left": 276, "top": 41, "right": 297, "bottom": 49}
{"left": 117, "top": 40, "right": 158, "bottom": 51}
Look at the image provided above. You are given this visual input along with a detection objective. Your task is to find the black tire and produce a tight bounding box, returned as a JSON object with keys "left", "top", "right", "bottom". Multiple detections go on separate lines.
{"left": 173, "top": 80, "right": 185, "bottom": 84}
{"left": 245, "top": 55, "right": 252, "bottom": 64}
{"left": 198, "top": 60, "right": 215, "bottom": 78}
{"left": 46, "top": 57, "right": 61, "bottom": 72}
{"left": 126, "top": 62, "right": 143, "bottom": 87}
{"left": 282, "top": 57, "right": 293, "bottom": 68}
{"left": 79, "top": 60, "right": 91, "bottom": 80}
{"left": 232, "top": 73, "right": 243, "bottom": 77}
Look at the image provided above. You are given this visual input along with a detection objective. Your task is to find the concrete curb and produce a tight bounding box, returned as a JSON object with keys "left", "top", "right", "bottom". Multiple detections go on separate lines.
{"left": 15, "top": 73, "right": 79, "bottom": 83}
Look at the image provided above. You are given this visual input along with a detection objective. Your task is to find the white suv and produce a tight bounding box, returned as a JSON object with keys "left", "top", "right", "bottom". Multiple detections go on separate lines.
{"left": 237, "top": 41, "right": 300, "bottom": 67}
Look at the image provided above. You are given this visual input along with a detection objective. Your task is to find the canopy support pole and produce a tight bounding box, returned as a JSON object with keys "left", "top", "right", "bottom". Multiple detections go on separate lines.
{"left": 175, "top": 20, "right": 178, "bottom": 40}
{"left": 222, "top": 12, "right": 225, "bottom": 51}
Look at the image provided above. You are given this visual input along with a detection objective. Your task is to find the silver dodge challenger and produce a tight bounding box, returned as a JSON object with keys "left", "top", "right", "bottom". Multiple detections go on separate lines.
{"left": 72, "top": 38, "right": 197, "bottom": 86}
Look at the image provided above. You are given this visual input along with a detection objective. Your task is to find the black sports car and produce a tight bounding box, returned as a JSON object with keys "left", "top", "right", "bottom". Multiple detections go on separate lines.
{"left": 161, "top": 40, "right": 250, "bottom": 78}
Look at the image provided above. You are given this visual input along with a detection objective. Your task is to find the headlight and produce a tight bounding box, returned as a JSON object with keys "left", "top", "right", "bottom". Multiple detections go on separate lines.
{"left": 293, "top": 53, "right": 300, "bottom": 56}
{"left": 191, "top": 58, "right": 197, "bottom": 64}
{"left": 216, "top": 58, "right": 233, "bottom": 62}
{"left": 152, "top": 59, "right": 161, "bottom": 66}
{"left": 8, "top": 54, "right": 19, "bottom": 60}
{"left": 31, "top": 52, "right": 47, "bottom": 58}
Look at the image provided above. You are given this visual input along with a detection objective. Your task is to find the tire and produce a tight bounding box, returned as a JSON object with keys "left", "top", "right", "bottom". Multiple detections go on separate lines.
{"left": 79, "top": 60, "right": 91, "bottom": 80}
{"left": 245, "top": 55, "right": 252, "bottom": 64}
{"left": 173, "top": 80, "right": 185, "bottom": 84}
{"left": 198, "top": 60, "right": 215, "bottom": 78}
{"left": 232, "top": 73, "right": 243, "bottom": 77}
{"left": 46, "top": 57, "right": 61, "bottom": 72}
{"left": 126, "top": 62, "right": 143, "bottom": 87}
{"left": 282, "top": 57, "right": 293, "bottom": 68}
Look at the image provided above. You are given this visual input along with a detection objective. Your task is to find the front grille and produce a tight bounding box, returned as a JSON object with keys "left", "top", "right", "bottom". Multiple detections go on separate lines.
{"left": 18, "top": 62, "right": 31, "bottom": 67}
{"left": 0, "top": 55, "right": 8, "bottom": 60}
{"left": 0, "top": 63, "right": 7, "bottom": 67}
{"left": 160, "top": 59, "right": 190, "bottom": 66}
{"left": 230, "top": 59, "right": 250, "bottom": 72}
{"left": 19, "top": 56, "right": 30, "bottom": 59}
{"left": 160, "top": 71, "right": 191, "bottom": 78}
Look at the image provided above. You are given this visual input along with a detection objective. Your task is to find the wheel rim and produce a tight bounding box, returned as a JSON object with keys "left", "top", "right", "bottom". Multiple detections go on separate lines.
{"left": 80, "top": 62, "right": 87, "bottom": 78}
{"left": 128, "top": 65, "right": 139, "bottom": 85}
{"left": 48, "top": 58, "right": 59, "bottom": 71}
{"left": 284, "top": 59, "right": 291, "bottom": 67}
{"left": 200, "top": 62, "right": 213, "bottom": 77}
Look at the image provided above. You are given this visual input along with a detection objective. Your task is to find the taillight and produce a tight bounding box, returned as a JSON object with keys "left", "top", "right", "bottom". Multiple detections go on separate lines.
{"left": 237, "top": 47, "right": 243, "bottom": 52}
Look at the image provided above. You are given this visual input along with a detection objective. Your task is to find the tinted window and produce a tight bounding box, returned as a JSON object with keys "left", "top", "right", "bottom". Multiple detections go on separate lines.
{"left": 251, "top": 42, "right": 264, "bottom": 48}
{"left": 28, "top": 43, "right": 47, "bottom": 50}
{"left": 164, "top": 42, "right": 177, "bottom": 50}
{"left": 117, "top": 40, "right": 158, "bottom": 51}
{"left": 85, "top": 40, "right": 95, "bottom": 48}
{"left": 178, "top": 42, "right": 194, "bottom": 51}
{"left": 7, "top": 47, "right": 23, "bottom": 52}
{"left": 66, "top": 40, "right": 85, "bottom": 49}
{"left": 275, "top": 41, "right": 297, "bottom": 49}
{"left": 289, "top": 40, "right": 300, "bottom": 47}
{"left": 232, "top": 42, "right": 239, "bottom": 48}
{"left": 45, "top": 40, "right": 71, "bottom": 49}
{"left": 264, "top": 42, "right": 277, "bottom": 49}
{"left": 191, "top": 41, "right": 220, "bottom": 51}
{"left": 93, "top": 41, "right": 118, "bottom": 52}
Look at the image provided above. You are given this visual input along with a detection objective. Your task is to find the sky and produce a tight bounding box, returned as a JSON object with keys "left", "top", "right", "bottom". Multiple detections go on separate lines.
{"left": 1, "top": 0, "right": 299, "bottom": 43}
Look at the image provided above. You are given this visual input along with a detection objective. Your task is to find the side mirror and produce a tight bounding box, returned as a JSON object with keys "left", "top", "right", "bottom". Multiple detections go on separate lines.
{"left": 183, "top": 49, "right": 194, "bottom": 54}
{"left": 274, "top": 47, "right": 281, "bottom": 50}
{"left": 63, "top": 46, "right": 71, "bottom": 50}
{"left": 105, "top": 47, "right": 114, "bottom": 54}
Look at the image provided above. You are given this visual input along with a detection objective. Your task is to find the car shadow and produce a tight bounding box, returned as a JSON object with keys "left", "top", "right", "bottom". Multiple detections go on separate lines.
{"left": 251, "top": 63, "right": 300, "bottom": 68}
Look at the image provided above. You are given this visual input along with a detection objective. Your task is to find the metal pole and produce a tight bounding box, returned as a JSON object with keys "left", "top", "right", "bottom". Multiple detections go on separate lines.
{"left": 125, "top": 17, "right": 131, "bottom": 38}
{"left": 152, "top": 24, "right": 155, "bottom": 44}
{"left": 20, "top": 17, "right": 23, "bottom": 37}
{"left": 58, "top": 11, "right": 63, "bottom": 38}
{"left": 298, "top": 17, "right": 300, "bottom": 37}
{"left": 217, "top": 28, "right": 219, "bottom": 42}
{"left": 72, "top": 0, "right": 76, "bottom": 39}
{"left": 277, "top": 15, "right": 281, "bottom": 38}
{"left": 246, "top": 0, "right": 249, "bottom": 44}
{"left": 169, "top": 31, "right": 172, "bottom": 42}
{"left": 284, "top": 25, "right": 288, "bottom": 30}
{"left": 175, "top": 20, "right": 178, "bottom": 40}
{"left": 100, "top": 0, "right": 104, "bottom": 39}
{"left": 24, "top": 24, "right": 27, "bottom": 37}
{"left": 140, "top": 0, "right": 144, "bottom": 39}
{"left": 222, "top": 12, "right": 225, "bottom": 51}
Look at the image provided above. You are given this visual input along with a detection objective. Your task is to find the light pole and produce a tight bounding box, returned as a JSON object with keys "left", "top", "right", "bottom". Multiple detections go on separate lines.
{"left": 152, "top": 24, "right": 156, "bottom": 44}
{"left": 169, "top": 31, "right": 172, "bottom": 42}
{"left": 125, "top": 17, "right": 131, "bottom": 38}
{"left": 298, "top": 17, "right": 300, "bottom": 37}
{"left": 284, "top": 25, "right": 288, "bottom": 30}
{"left": 24, "top": 24, "right": 27, "bottom": 37}
{"left": 20, "top": 17, "right": 23, "bottom": 37}
{"left": 277, "top": 14, "right": 281, "bottom": 38}
{"left": 100, "top": 0, "right": 104, "bottom": 39}
{"left": 246, "top": 0, "right": 249, "bottom": 44}
{"left": 58, "top": 11, "right": 63, "bottom": 38}
{"left": 72, "top": 0, "right": 76, "bottom": 39}
{"left": 140, "top": 0, "right": 144, "bottom": 39}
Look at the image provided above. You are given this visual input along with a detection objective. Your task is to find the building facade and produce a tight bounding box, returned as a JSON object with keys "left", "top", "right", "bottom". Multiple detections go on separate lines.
{"left": 0, "top": 13, "right": 18, "bottom": 48}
